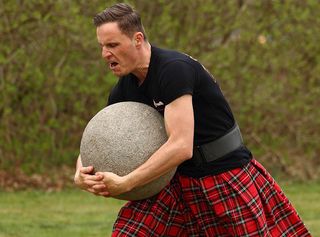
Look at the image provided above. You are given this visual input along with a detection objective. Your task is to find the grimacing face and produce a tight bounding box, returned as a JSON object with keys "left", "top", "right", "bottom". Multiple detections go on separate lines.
{"left": 96, "top": 22, "right": 139, "bottom": 77}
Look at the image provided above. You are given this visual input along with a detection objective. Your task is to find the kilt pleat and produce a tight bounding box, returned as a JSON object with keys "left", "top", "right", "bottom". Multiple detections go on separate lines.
{"left": 112, "top": 159, "right": 311, "bottom": 237}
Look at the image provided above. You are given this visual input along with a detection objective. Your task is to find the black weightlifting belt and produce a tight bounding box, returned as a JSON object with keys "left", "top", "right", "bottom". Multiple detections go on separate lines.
{"left": 191, "top": 124, "right": 243, "bottom": 166}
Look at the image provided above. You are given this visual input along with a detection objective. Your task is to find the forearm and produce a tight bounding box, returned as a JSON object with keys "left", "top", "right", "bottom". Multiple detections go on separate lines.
{"left": 125, "top": 138, "right": 192, "bottom": 190}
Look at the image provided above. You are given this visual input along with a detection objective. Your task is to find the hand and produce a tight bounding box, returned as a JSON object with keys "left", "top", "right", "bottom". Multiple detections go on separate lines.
{"left": 74, "top": 156, "right": 107, "bottom": 196}
{"left": 94, "top": 172, "right": 132, "bottom": 197}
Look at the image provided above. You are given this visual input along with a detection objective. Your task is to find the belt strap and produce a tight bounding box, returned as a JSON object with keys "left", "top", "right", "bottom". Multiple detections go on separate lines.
{"left": 192, "top": 124, "right": 243, "bottom": 165}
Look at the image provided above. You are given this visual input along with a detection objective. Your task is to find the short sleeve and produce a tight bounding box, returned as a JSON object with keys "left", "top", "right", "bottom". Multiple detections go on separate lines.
{"left": 159, "top": 61, "right": 196, "bottom": 105}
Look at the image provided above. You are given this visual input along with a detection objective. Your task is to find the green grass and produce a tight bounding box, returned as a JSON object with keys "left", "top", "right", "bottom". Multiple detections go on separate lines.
{"left": 0, "top": 190, "right": 125, "bottom": 237}
{"left": 280, "top": 181, "right": 320, "bottom": 236}
{"left": 0, "top": 182, "right": 318, "bottom": 236}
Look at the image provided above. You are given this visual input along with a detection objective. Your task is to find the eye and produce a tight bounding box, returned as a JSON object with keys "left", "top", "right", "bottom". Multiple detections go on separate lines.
{"left": 98, "top": 43, "right": 119, "bottom": 50}
{"left": 108, "top": 43, "right": 119, "bottom": 48}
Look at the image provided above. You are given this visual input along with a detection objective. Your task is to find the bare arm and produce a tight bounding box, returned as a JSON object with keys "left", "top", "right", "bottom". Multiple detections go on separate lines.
{"left": 125, "top": 94, "right": 194, "bottom": 188}
{"left": 95, "top": 94, "right": 194, "bottom": 196}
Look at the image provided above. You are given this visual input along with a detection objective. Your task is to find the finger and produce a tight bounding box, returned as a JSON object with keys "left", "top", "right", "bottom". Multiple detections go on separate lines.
{"left": 98, "top": 191, "right": 110, "bottom": 197}
{"left": 95, "top": 171, "right": 113, "bottom": 177}
{"left": 93, "top": 173, "right": 105, "bottom": 181}
{"left": 80, "top": 173, "right": 103, "bottom": 181}
{"left": 92, "top": 190, "right": 110, "bottom": 197}
{"left": 92, "top": 184, "right": 107, "bottom": 191}
{"left": 84, "top": 180, "right": 105, "bottom": 187}
{"left": 87, "top": 187, "right": 101, "bottom": 195}
{"left": 88, "top": 188, "right": 110, "bottom": 197}
{"left": 80, "top": 166, "right": 94, "bottom": 174}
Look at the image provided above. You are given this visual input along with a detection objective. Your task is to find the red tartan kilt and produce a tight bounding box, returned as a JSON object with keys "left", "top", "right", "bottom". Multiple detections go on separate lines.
{"left": 112, "top": 159, "right": 311, "bottom": 237}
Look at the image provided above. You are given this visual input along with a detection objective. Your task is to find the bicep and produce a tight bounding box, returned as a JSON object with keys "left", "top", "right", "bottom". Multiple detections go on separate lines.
{"left": 164, "top": 94, "right": 194, "bottom": 148}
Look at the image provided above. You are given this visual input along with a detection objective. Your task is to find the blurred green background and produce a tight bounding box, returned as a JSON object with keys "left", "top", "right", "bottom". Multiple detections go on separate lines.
{"left": 1, "top": 0, "right": 319, "bottom": 185}
{"left": 0, "top": 1, "right": 319, "bottom": 236}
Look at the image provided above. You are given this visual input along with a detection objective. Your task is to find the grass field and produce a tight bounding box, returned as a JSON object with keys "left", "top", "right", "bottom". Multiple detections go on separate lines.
{"left": 0, "top": 181, "right": 318, "bottom": 236}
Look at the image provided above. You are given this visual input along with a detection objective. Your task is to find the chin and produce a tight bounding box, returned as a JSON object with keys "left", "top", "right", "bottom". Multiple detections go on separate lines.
{"left": 113, "top": 70, "right": 130, "bottom": 77}
{"left": 113, "top": 72, "right": 125, "bottom": 77}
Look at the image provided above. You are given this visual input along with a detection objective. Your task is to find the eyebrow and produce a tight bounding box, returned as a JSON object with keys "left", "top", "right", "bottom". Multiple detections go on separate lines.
{"left": 98, "top": 42, "right": 120, "bottom": 47}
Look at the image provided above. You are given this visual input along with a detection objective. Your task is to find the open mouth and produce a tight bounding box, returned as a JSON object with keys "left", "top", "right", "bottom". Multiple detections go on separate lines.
{"left": 110, "top": 62, "right": 119, "bottom": 69}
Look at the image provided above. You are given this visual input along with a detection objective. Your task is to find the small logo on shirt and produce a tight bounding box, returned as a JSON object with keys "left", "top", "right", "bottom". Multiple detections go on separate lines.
{"left": 153, "top": 100, "right": 164, "bottom": 108}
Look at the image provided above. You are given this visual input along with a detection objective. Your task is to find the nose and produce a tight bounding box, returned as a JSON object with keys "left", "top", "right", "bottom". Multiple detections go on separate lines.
{"left": 101, "top": 46, "right": 112, "bottom": 59}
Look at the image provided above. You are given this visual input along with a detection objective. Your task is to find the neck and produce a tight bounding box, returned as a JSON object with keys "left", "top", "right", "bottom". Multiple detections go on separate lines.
{"left": 132, "top": 42, "right": 151, "bottom": 84}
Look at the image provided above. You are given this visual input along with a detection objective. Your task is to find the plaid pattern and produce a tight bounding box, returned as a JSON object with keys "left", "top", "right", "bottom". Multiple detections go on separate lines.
{"left": 112, "top": 159, "right": 311, "bottom": 236}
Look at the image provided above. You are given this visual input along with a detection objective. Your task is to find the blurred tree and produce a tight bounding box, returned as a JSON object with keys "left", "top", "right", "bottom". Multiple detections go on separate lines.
{"left": 0, "top": 0, "right": 319, "bottom": 180}
{"left": 0, "top": 0, "right": 117, "bottom": 172}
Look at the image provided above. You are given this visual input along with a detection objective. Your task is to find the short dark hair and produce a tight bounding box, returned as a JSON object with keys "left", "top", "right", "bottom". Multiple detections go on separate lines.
{"left": 93, "top": 3, "right": 147, "bottom": 40}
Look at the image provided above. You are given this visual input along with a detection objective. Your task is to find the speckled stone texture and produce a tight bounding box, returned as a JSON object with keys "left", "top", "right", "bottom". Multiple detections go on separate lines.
{"left": 80, "top": 102, "right": 176, "bottom": 200}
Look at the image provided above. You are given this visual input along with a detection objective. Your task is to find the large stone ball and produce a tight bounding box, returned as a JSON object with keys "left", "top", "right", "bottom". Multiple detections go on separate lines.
{"left": 80, "top": 101, "right": 176, "bottom": 200}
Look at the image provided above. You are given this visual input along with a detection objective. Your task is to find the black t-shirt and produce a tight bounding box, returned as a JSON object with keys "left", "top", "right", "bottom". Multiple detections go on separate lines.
{"left": 108, "top": 45, "right": 252, "bottom": 177}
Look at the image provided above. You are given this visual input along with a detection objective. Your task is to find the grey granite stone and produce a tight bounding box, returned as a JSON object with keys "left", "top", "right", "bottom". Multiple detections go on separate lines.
{"left": 80, "top": 102, "right": 176, "bottom": 200}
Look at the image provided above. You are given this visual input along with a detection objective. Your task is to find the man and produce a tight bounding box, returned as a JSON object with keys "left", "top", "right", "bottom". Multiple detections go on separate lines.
{"left": 74, "top": 3, "right": 311, "bottom": 236}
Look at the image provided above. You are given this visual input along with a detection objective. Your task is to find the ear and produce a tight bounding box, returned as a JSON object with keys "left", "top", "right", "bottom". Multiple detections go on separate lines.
{"left": 133, "top": 32, "right": 144, "bottom": 47}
